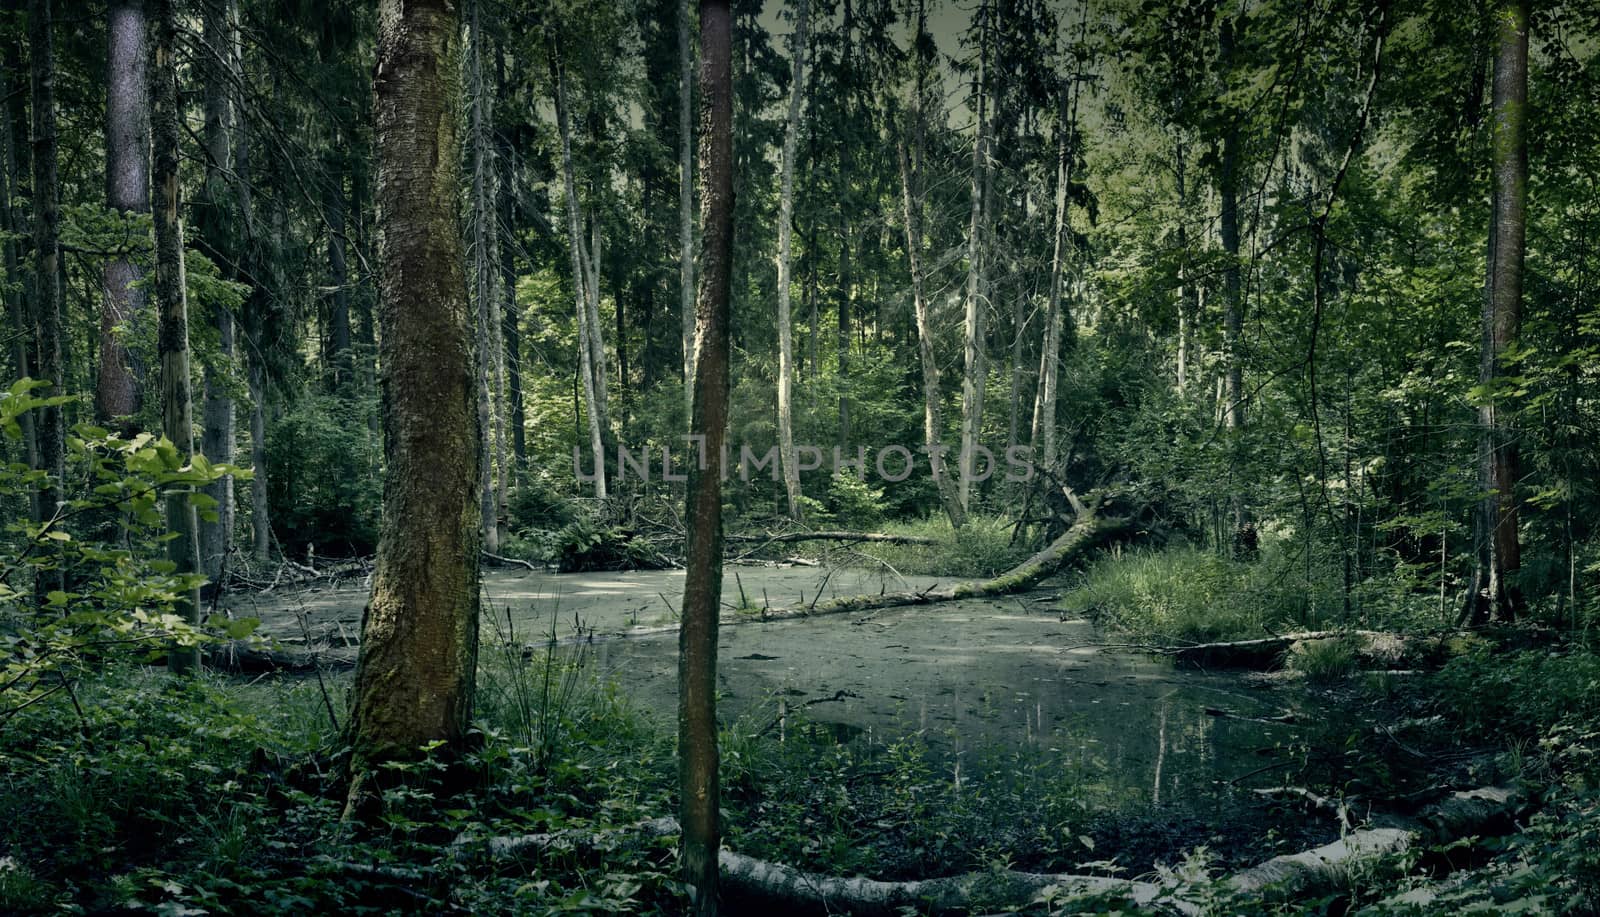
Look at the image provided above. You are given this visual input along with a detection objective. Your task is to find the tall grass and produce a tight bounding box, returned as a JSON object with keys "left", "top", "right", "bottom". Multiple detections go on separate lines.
{"left": 857, "top": 514, "right": 1033, "bottom": 579}
{"left": 1060, "top": 543, "right": 1336, "bottom": 643}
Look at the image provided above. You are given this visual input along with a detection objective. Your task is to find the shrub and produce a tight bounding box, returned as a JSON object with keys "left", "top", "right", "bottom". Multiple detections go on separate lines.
{"left": 265, "top": 392, "right": 381, "bottom": 558}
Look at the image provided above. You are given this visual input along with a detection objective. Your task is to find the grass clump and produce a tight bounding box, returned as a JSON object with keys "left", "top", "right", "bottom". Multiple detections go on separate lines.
{"left": 858, "top": 515, "right": 1033, "bottom": 579}
{"left": 1286, "top": 637, "right": 1358, "bottom": 682}
{"left": 1060, "top": 543, "right": 1333, "bottom": 643}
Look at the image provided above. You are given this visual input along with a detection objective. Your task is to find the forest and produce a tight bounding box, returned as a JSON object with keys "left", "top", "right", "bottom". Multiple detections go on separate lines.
{"left": 0, "top": 0, "right": 1598, "bottom": 912}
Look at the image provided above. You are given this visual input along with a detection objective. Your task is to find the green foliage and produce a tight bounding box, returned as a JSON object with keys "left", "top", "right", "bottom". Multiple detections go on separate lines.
{"left": 1286, "top": 637, "right": 1359, "bottom": 683}
{"left": 1061, "top": 543, "right": 1335, "bottom": 643}
{"left": 858, "top": 515, "right": 1033, "bottom": 579}
{"left": 265, "top": 392, "right": 380, "bottom": 558}
{"left": 0, "top": 381, "right": 253, "bottom": 718}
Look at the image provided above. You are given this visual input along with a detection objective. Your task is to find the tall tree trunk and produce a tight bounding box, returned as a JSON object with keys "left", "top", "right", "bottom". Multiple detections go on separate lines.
{"left": 152, "top": 0, "right": 202, "bottom": 671}
{"left": 496, "top": 46, "right": 526, "bottom": 479}
{"left": 2, "top": 17, "right": 37, "bottom": 499}
{"left": 98, "top": 0, "right": 148, "bottom": 428}
{"left": 957, "top": 0, "right": 990, "bottom": 514}
{"left": 774, "top": 0, "right": 808, "bottom": 519}
{"left": 680, "top": 2, "right": 732, "bottom": 911}
{"left": 552, "top": 45, "right": 608, "bottom": 499}
{"left": 1218, "top": 16, "right": 1248, "bottom": 541}
{"left": 29, "top": 0, "right": 64, "bottom": 541}
{"left": 469, "top": 0, "right": 499, "bottom": 552}
{"left": 1476, "top": 0, "right": 1529, "bottom": 622}
{"left": 346, "top": 0, "right": 481, "bottom": 816}
{"left": 897, "top": 85, "right": 964, "bottom": 529}
{"left": 1034, "top": 92, "right": 1072, "bottom": 478}
{"left": 326, "top": 171, "right": 352, "bottom": 389}
{"left": 679, "top": 0, "right": 697, "bottom": 430}
{"left": 1174, "top": 138, "right": 1193, "bottom": 396}
{"left": 836, "top": 221, "right": 852, "bottom": 444}
{"left": 198, "top": 0, "right": 237, "bottom": 597}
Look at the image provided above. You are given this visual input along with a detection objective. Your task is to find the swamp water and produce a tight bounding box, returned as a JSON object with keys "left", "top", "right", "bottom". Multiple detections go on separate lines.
{"left": 241, "top": 566, "right": 1305, "bottom": 826}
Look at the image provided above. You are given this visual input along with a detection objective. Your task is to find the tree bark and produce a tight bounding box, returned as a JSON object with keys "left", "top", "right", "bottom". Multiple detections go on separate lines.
{"left": 98, "top": 0, "right": 149, "bottom": 428}
{"left": 345, "top": 0, "right": 481, "bottom": 816}
{"left": 1218, "top": 15, "right": 1248, "bottom": 540}
{"left": 774, "top": 0, "right": 808, "bottom": 520}
{"left": 552, "top": 44, "right": 608, "bottom": 499}
{"left": 2, "top": 14, "right": 36, "bottom": 501}
{"left": 1477, "top": 0, "right": 1528, "bottom": 622}
{"left": 1034, "top": 92, "right": 1071, "bottom": 477}
{"left": 28, "top": 0, "right": 64, "bottom": 541}
{"left": 957, "top": 0, "right": 990, "bottom": 514}
{"left": 469, "top": 0, "right": 499, "bottom": 553}
{"left": 152, "top": 0, "right": 203, "bottom": 671}
{"left": 198, "top": 0, "right": 237, "bottom": 597}
{"left": 1175, "top": 138, "right": 1193, "bottom": 396}
{"left": 679, "top": 0, "right": 697, "bottom": 430}
{"left": 897, "top": 16, "right": 964, "bottom": 531}
{"left": 495, "top": 45, "right": 526, "bottom": 480}
{"left": 680, "top": 3, "right": 733, "bottom": 910}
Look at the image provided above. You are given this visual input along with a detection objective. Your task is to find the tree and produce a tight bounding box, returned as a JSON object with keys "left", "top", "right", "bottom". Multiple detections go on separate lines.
{"left": 1217, "top": 10, "right": 1248, "bottom": 546}
{"left": 1472, "top": 0, "right": 1529, "bottom": 622}
{"left": 197, "top": 0, "right": 238, "bottom": 595}
{"left": 957, "top": 0, "right": 990, "bottom": 515}
{"left": 897, "top": 1, "right": 965, "bottom": 530}
{"left": 774, "top": 0, "right": 808, "bottom": 519}
{"left": 98, "top": 0, "right": 148, "bottom": 428}
{"left": 28, "top": 0, "right": 64, "bottom": 544}
{"left": 552, "top": 36, "right": 608, "bottom": 499}
{"left": 469, "top": 0, "right": 501, "bottom": 553}
{"left": 680, "top": 1, "right": 731, "bottom": 908}
{"left": 679, "top": 0, "right": 697, "bottom": 428}
{"left": 345, "top": 0, "right": 480, "bottom": 814}
{"left": 151, "top": 0, "right": 202, "bottom": 671}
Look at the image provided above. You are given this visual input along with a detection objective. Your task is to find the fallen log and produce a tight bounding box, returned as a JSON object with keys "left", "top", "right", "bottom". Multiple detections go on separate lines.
{"left": 1164, "top": 630, "right": 1447, "bottom": 670}
{"left": 726, "top": 530, "right": 938, "bottom": 546}
{"left": 756, "top": 512, "right": 1132, "bottom": 624}
{"left": 204, "top": 641, "right": 358, "bottom": 673}
{"left": 462, "top": 784, "right": 1522, "bottom": 915}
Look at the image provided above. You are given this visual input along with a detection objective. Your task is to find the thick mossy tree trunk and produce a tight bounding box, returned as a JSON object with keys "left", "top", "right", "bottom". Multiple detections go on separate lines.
{"left": 774, "top": 0, "right": 807, "bottom": 520}
{"left": 680, "top": 3, "right": 732, "bottom": 910}
{"left": 345, "top": 0, "right": 481, "bottom": 816}
{"left": 29, "top": 0, "right": 64, "bottom": 542}
{"left": 152, "top": 0, "right": 203, "bottom": 672}
{"left": 98, "top": 0, "right": 148, "bottom": 428}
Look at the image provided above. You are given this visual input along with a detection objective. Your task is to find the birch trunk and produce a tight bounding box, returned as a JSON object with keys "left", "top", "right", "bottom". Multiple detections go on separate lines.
{"left": 1218, "top": 16, "right": 1248, "bottom": 537}
{"left": 1034, "top": 99, "right": 1070, "bottom": 477}
{"left": 552, "top": 45, "right": 607, "bottom": 498}
{"left": 957, "top": 0, "right": 990, "bottom": 514}
{"left": 774, "top": 0, "right": 809, "bottom": 519}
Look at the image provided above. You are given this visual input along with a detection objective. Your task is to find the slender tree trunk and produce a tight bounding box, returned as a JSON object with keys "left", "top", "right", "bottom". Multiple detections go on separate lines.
{"left": 680, "top": 2, "right": 733, "bottom": 910}
{"left": 98, "top": 0, "right": 148, "bottom": 428}
{"left": 1477, "top": 0, "right": 1529, "bottom": 622}
{"left": 1175, "top": 139, "right": 1193, "bottom": 396}
{"left": 198, "top": 0, "right": 237, "bottom": 597}
{"left": 229, "top": 50, "right": 271, "bottom": 567}
{"left": 897, "top": 126, "right": 964, "bottom": 529}
{"left": 346, "top": 0, "right": 481, "bottom": 816}
{"left": 774, "top": 0, "right": 808, "bottom": 519}
{"left": 837, "top": 221, "right": 852, "bottom": 444}
{"left": 152, "top": 0, "right": 203, "bottom": 672}
{"left": 326, "top": 172, "right": 352, "bottom": 388}
{"left": 29, "top": 0, "right": 64, "bottom": 539}
{"left": 957, "top": 0, "right": 990, "bottom": 514}
{"left": 469, "top": 0, "right": 499, "bottom": 552}
{"left": 1219, "top": 16, "right": 1248, "bottom": 540}
{"left": 552, "top": 46, "right": 607, "bottom": 499}
{"left": 496, "top": 47, "right": 526, "bottom": 479}
{"left": 1034, "top": 96, "right": 1070, "bottom": 477}
{"left": 679, "top": 0, "right": 697, "bottom": 430}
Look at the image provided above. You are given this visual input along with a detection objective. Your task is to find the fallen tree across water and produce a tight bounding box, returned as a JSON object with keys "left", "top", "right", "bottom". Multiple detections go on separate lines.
{"left": 1161, "top": 630, "right": 1449, "bottom": 670}
{"left": 726, "top": 530, "right": 939, "bottom": 546}
{"left": 458, "top": 784, "right": 1524, "bottom": 915}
